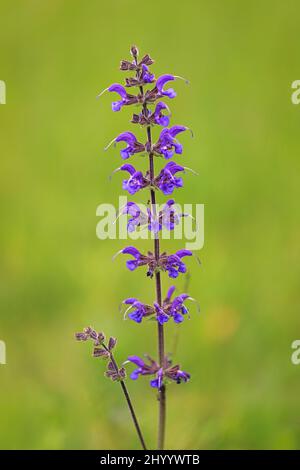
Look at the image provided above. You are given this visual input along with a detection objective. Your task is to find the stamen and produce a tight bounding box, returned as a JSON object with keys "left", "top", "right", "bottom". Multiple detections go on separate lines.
{"left": 174, "top": 75, "right": 190, "bottom": 85}
{"left": 164, "top": 103, "right": 171, "bottom": 115}
{"left": 181, "top": 213, "right": 198, "bottom": 231}
{"left": 187, "top": 297, "right": 201, "bottom": 313}
{"left": 96, "top": 87, "right": 109, "bottom": 99}
{"left": 109, "top": 167, "right": 121, "bottom": 181}
{"left": 183, "top": 166, "right": 198, "bottom": 176}
{"left": 123, "top": 304, "right": 134, "bottom": 320}
{"left": 194, "top": 254, "right": 201, "bottom": 265}
{"left": 113, "top": 210, "right": 124, "bottom": 225}
{"left": 104, "top": 137, "right": 117, "bottom": 151}
{"left": 112, "top": 249, "right": 124, "bottom": 261}
{"left": 187, "top": 127, "right": 194, "bottom": 138}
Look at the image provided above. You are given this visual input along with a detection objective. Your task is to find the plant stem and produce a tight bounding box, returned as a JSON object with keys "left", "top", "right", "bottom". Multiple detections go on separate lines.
{"left": 134, "top": 50, "right": 166, "bottom": 450}
{"left": 103, "top": 345, "right": 147, "bottom": 450}
{"left": 119, "top": 381, "right": 147, "bottom": 451}
{"left": 149, "top": 155, "right": 166, "bottom": 451}
{"left": 146, "top": 113, "right": 166, "bottom": 451}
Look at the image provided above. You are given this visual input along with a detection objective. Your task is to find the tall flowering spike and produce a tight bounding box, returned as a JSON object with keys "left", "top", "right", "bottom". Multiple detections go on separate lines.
{"left": 78, "top": 47, "right": 197, "bottom": 450}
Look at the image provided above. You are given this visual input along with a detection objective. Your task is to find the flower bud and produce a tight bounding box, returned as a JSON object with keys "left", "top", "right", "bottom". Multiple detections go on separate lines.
{"left": 130, "top": 45, "right": 139, "bottom": 59}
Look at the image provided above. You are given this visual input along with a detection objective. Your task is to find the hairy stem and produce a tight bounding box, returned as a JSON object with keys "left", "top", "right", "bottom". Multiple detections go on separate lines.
{"left": 103, "top": 345, "right": 147, "bottom": 450}
{"left": 149, "top": 156, "right": 166, "bottom": 451}
{"left": 134, "top": 49, "right": 166, "bottom": 450}
{"left": 145, "top": 99, "right": 166, "bottom": 451}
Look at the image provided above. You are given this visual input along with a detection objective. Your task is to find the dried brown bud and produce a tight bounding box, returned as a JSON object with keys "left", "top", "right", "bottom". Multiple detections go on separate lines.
{"left": 130, "top": 45, "right": 139, "bottom": 59}
{"left": 93, "top": 348, "right": 110, "bottom": 359}
{"left": 120, "top": 60, "right": 136, "bottom": 71}
{"left": 108, "top": 337, "right": 117, "bottom": 351}
{"left": 118, "top": 367, "right": 126, "bottom": 379}
{"left": 84, "top": 326, "right": 98, "bottom": 341}
{"left": 97, "top": 332, "right": 105, "bottom": 345}
{"left": 75, "top": 332, "right": 88, "bottom": 341}
{"left": 139, "top": 54, "right": 154, "bottom": 67}
{"left": 125, "top": 77, "right": 141, "bottom": 87}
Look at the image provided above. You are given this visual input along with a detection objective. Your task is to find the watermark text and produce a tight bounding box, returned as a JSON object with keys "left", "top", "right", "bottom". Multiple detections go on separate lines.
{"left": 291, "top": 80, "right": 300, "bottom": 105}
{"left": 0, "top": 80, "right": 6, "bottom": 104}
{"left": 96, "top": 196, "right": 204, "bottom": 251}
{"left": 0, "top": 340, "right": 6, "bottom": 365}
{"left": 291, "top": 340, "right": 300, "bottom": 365}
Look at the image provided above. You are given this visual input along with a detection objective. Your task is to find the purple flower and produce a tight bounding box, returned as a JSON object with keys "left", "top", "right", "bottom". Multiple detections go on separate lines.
{"left": 154, "top": 302, "right": 169, "bottom": 325}
{"left": 123, "top": 298, "right": 155, "bottom": 323}
{"left": 120, "top": 247, "right": 192, "bottom": 279}
{"left": 165, "top": 367, "right": 190, "bottom": 385}
{"left": 122, "top": 202, "right": 148, "bottom": 232}
{"left": 141, "top": 64, "right": 155, "bottom": 84}
{"left": 148, "top": 200, "right": 185, "bottom": 233}
{"left": 121, "top": 201, "right": 184, "bottom": 234}
{"left": 150, "top": 368, "right": 164, "bottom": 388}
{"left": 123, "top": 286, "right": 192, "bottom": 325}
{"left": 118, "top": 164, "right": 149, "bottom": 194}
{"left": 161, "top": 249, "right": 192, "bottom": 278}
{"left": 159, "top": 199, "right": 185, "bottom": 230}
{"left": 156, "top": 75, "right": 176, "bottom": 99}
{"left": 163, "top": 287, "right": 190, "bottom": 323}
{"left": 115, "top": 132, "right": 145, "bottom": 159}
{"left": 106, "top": 84, "right": 138, "bottom": 112}
{"left": 170, "top": 295, "right": 189, "bottom": 323}
{"left": 127, "top": 355, "right": 190, "bottom": 388}
{"left": 127, "top": 301, "right": 148, "bottom": 323}
{"left": 154, "top": 161, "right": 184, "bottom": 195}
{"left": 153, "top": 126, "right": 188, "bottom": 159}
{"left": 127, "top": 355, "right": 159, "bottom": 380}
{"left": 153, "top": 102, "right": 170, "bottom": 126}
{"left": 146, "top": 208, "right": 161, "bottom": 234}
{"left": 120, "top": 246, "right": 151, "bottom": 272}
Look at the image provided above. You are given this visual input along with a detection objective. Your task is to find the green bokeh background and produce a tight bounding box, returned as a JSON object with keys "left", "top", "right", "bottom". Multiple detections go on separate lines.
{"left": 1, "top": 0, "right": 300, "bottom": 450}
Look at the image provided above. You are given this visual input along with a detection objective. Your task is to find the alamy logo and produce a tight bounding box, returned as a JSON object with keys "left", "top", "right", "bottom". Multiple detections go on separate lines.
{"left": 0, "top": 80, "right": 6, "bottom": 104}
{"left": 96, "top": 196, "right": 204, "bottom": 251}
{"left": 291, "top": 80, "right": 300, "bottom": 105}
{"left": 0, "top": 340, "right": 6, "bottom": 365}
{"left": 291, "top": 340, "right": 300, "bottom": 365}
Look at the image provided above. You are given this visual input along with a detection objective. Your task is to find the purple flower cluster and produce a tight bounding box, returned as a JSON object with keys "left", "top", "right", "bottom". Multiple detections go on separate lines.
{"left": 115, "top": 161, "right": 185, "bottom": 196}
{"left": 120, "top": 199, "right": 186, "bottom": 233}
{"left": 98, "top": 46, "right": 195, "bottom": 392}
{"left": 107, "top": 125, "right": 190, "bottom": 162}
{"left": 123, "top": 286, "right": 191, "bottom": 325}
{"left": 119, "top": 246, "right": 192, "bottom": 278}
{"left": 127, "top": 355, "right": 190, "bottom": 388}
{"left": 75, "top": 47, "right": 199, "bottom": 452}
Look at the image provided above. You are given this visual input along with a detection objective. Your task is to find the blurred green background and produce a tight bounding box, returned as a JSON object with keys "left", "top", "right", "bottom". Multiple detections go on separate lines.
{"left": 1, "top": 0, "right": 300, "bottom": 450}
